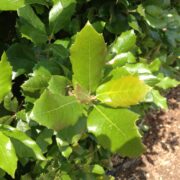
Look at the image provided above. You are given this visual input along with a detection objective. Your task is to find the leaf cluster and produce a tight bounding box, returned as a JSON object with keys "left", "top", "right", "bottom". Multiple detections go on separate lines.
{"left": 0, "top": 0, "right": 179, "bottom": 179}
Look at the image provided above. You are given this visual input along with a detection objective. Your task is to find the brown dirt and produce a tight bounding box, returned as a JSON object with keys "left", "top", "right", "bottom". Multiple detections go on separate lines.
{"left": 112, "top": 86, "right": 180, "bottom": 180}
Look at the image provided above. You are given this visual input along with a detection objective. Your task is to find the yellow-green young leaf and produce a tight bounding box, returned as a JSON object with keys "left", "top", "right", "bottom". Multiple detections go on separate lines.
{"left": 88, "top": 105, "right": 145, "bottom": 157}
{"left": 0, "top": 53, "right": 12, "bottom": 102}
{"left": 30, "top": 90, "right": 83, "bottom": 131}
{"left": 96, "top": 76, "right": 150, "bottom": 107}
{"left": 70, "top": 22, "right": 107, "bottom": 93}
{"left": 0, "top": 132, "right": 18, "bottom": 178}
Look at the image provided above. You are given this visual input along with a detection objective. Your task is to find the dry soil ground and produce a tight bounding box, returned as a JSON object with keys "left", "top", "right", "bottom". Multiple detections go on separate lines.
{"left": 112, "top": 86, "right": 180, "bottom": 180}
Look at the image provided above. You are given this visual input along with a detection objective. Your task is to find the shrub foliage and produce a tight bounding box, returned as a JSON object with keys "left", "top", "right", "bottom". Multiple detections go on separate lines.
{"left": 0, "top": 0, "right": 179, "bottom": 179}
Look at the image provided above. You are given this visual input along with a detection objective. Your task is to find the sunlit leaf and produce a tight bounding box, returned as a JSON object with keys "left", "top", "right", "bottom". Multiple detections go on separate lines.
{"left": 0, "top": 125, "right": 45, "bottom": 160}
{"left": 48, "top": 75, "right": 69, "bottom": 95}
{"left": 151, "top": 90, "right": 168, "bottom": 110}
{"left": 31, "top": 90, "right": 83, "bottom": 131}
{"left": 17, "top": 5, "right": 48, "bottom": 44}
{"left": 111, "top": 30, "right": 136, "bottom": 54}
{"left": 0, "top": 0, "right": 47, "bottom": 11}
{"left": 88, "top": 105, "right": 145, "bottom": 157}
{"left": 0, "top": 131, "right": 17, "bottom": 178}
{"left": 0, "top": 53, "right": 12, "bottom": 102}
{"left": 156, "top": 77, "right": 179, "bottom": 89}
{"left": 49, "top": 0, "right": 76, "bottom": 34}
{"left": 70, "top": 22, "right": 107, "bottom": 93}
{"left": 96, "top": 76, "right": 151, "bottom": 107}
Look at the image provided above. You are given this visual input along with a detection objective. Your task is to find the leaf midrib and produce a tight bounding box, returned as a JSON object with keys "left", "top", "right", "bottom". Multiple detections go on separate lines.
{"left": 94, "top": 105, "right": 126, "bottom": 137}
{"left": 33, "top": 100, "right": 77, "bottom": 116}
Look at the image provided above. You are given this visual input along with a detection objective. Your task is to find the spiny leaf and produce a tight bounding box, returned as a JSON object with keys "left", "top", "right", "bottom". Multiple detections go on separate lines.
{"left": 0, "top": 53, "right": 12, "bottom": 102}
{"left": 88, "top": 105, "right": 145, "bottom": 157}
{"left": 70, "top": 22, "right": 107, "bottom": 93}
{"left": 96, "top": 76, "right": 151, "bottom": 107}
{"left": 31, "top": 90, "right": 83, "bottom": 131}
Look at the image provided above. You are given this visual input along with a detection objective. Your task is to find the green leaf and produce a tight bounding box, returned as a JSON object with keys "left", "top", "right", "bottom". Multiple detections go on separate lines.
{"left": 49, "top": 44, "right": 69, "bottom": 60}
{"left": 4, "top": 93, "right": 18, "bottom": 112}
{"left": 57, "top": 117, "right": 86, "bottom": 145}
{"left": 22, "top": 68, "right": 51, "bottom": 93}
{"left": 34, "top": 59, "right": 63, "bottom": 76}
{"left": 70, "top": 22, "right": 107, "bottom": 93}
{"left": 31, "top": 90, "right": 83, "bottom": 131}
{"left": 88, "top": 105, "right": 145, "bottom": 157}
{"left": 96, "top": 76, "right": 151, "bottom": 107}
{"left": 151, "top": 90, "right": 168, "bottom": 110}
{"left": 149, "top": 58, "right": 161, "bottom": 72}
{"left": 21, "top": 66, "right": 52, "bottom": 103}
{"left": 0, "top": 131, "right": 17, "bottom": 178}
{"left": 48, "top": 75, "right": 69, "bottom": 95}
{"left": 123, "top": 63, "right": 151, "bottom": 74}
{"left": 108, "top": 67, "right": 131, "bottom": 80}
{"left": 17, "top": 5, "right": 48, "bottom": 44}
{"left": 108, "top": 52, "right": 136, "bottom": 67}
{"left": 0, "top": 125, "right": 45, "bottom": 160}
{"left": 0, "top": 0, "right": 47, "bottom": 11}
{"left": 144, "top": 5, "right": 167, "bottom": 29}
{"left": 91, "top": 164, "right": 105, "bottom": 175}
{"left": 49, "top": 0, "right": 76, "bottom": 34}
{"left": 0, "top": 53, "right": 12, "bottom": 102}
{"left": 111, "top": 30, "right": 136, "bottom": 54}
{"left": 36, "top": 128, "right": 54, "bottom": 153}
{"left": 7, "top": 43, "right": 36, "bottom": 76}
{"left": 156, "top": 77, "right": 180, "bottom": 89}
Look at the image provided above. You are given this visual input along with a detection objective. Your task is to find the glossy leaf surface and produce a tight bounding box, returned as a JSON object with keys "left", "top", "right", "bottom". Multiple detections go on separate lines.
{"left": 49, "top": 0, "right": 76, "bottom": 34}
{"left": 111, "top": 30, "right": 136, "bottom": 54}
{"left": 0, "top": 0, "right": 47, "bottom": 10}
{"left": 0, "top": 132, "right": 17, "bottom": 178}
{"left": 88, "top": 105, "right": 145, "bottom": 157}
{"left": 96, "top": 76, "right": 150, "bottom": 107}
{"left": 31, "top": 90, "right": 83, "bottom": 131}
{"left": 18, "top": 5, "right": 48, "bottom": 44}
{"left": 70, "top": 22, "right": 107, "bottom": 93}
{"left": 0, "top": 125, "right": 45, "bottom": 160}
{"left": 0, "top": 53, "right": 12, "bottom": 102}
